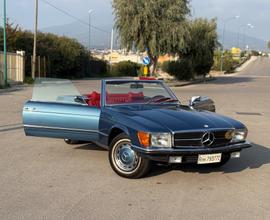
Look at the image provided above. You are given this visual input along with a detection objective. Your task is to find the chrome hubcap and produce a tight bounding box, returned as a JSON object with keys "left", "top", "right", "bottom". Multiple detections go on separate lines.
{"left": 114, "top": 143, "right": 140, "bottom": 172}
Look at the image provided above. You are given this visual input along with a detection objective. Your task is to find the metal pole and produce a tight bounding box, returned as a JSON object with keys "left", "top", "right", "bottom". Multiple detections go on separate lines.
{"left": 38, "top": 56, "right": 41, "bottom": 78}
{"left": 88, "top": 10, "right": 93, "bottom": 76}
{"left": 220, "top": 16, "right": 240, "bottom": 71}
{"left": 32, "top": 0, "right": 38, "bottom": 79}
{"left": 89, "top": 11, "right": 91, "bottom": 51}
{"left": 220, "top": 22, "right": 226, "bottom": 71}
{"left": 110, "top": 28, "right": 114, "bottom": 72}
{"left": 3, "top": 0, "right": 8, "bottom": 86}
{"left": 237, "top": 27, "right": 242, "bottom": 48}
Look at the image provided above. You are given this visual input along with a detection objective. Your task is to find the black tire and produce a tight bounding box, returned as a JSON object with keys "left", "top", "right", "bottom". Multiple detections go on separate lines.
{"left": 207, "top": 153, "right": 230, "bottom": 168}
{"left": 109, "top": 133, "right": 152, "bottom": 179}
{"left": 64, "top": 139, "right": 81, "bottom": 145}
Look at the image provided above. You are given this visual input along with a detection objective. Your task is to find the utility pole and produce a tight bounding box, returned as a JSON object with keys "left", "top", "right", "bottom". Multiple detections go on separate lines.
{"left": 220, "top": 15, "right": 240, "bottom": 71}
{"left": 110, "top": 28, "right": 114, "bottom": 72}
{"left": 2, "top": 0, "right": 8, "bottom": 87}
{"left": 88, "top": 9, "right": 93, "bottom": 76}
{"left": 32, "top": 0, "right": 39, "bottom": 79}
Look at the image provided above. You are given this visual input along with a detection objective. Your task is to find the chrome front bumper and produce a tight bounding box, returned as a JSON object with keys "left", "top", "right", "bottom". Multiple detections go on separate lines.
{"left": 131, "top": 142, "right": 252, "bottom": 163}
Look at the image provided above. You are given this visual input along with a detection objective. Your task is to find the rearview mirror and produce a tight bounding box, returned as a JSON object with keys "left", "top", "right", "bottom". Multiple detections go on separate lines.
{"left": 130, "top": 83, "right": 144, "bottom": 89}
{"left": 189, "top": 96, "right": 216, "bottom": 112}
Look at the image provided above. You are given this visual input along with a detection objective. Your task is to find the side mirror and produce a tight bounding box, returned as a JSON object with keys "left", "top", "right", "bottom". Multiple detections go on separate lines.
{"left": 189, "top": 96, "right": 216, "bottom": 112}
{"left": 74, "top": 96, "right": 87, "bottom": 105}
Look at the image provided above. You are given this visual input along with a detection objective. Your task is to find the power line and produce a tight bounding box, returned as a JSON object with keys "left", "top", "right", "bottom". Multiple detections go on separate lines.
{"left": 40, "top": 0, "right": 110, "bottom": 34}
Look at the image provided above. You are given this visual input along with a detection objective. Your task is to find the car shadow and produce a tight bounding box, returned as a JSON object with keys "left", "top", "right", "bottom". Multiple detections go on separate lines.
{"left": 205, "top": 76, "right": 255, "bottom": 85}
{"left": 74, "top": 143, "right": 107, "bottom": 152}
{"left": 74, "top": 142, "right": 270, "bottom": 177}
{"left": 146, "top": 143, "right": 270, "bottom": 177}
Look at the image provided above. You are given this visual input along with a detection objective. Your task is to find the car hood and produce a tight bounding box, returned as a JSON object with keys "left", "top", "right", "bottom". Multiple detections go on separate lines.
{"left": 112, "top": 106, "right": 245, "bottom": 132}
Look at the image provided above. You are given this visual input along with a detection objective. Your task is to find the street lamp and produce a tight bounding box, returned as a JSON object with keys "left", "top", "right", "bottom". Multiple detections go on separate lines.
{"left": 237, "top": 23, "right": 254, "bottom": 49}
{"left": 220, "top": 15, "right": 240, "bottom": 71}
{"left": 88, "top": 9, "right": 93, "bottom": 76}
{"left": 243, "top": 24, "right": 254, "bottom": 51}
{"left": 88, "top": 9, "right": 93, "bottom": 51}
{"left": 2, "top": 0, "right": 8, "bottom": 87}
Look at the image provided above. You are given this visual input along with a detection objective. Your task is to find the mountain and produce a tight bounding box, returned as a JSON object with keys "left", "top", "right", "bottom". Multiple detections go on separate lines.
{"left": 42, "top": 20, "right": 269, "bottom": 51}
{"left": 218, "top": 29, "right": 268, "bottom": 51}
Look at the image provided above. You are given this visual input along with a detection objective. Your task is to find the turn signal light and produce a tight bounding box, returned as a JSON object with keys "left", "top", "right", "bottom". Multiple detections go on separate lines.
{"left": 138, "top": 131, "right": 150, "bottom": 148}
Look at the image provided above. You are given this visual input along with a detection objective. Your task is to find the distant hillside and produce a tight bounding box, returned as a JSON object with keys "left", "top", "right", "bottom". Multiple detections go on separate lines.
{"left": 42, "top": 20, "right": 269, "bottom": 51}
{"left": 42, "top": 16, "right": 116, "bottom": 50}
{"left": 218, "top": 29, "right": 268, "bottom": 51}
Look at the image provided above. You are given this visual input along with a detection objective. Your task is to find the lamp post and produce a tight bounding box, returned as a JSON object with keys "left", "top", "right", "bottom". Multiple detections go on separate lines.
{"left": 110, "top": 28, "right": 114, "bottom": 72}
{"left": 2, "top": 0, "right": 7, "bottom": 87}
{"left": 237, "top": 23, "right": 253, "bottom": 49}
{"left": 32, "top": 0, "right": 38, "bottom": 79}
{"left": 220, "top": 15, "right": 240, "bottom": 71}
{"left": 88, "top": 9, "right": 93, "bottom": 76}
{"left": 243, "top": 24, "right": 254, "bottom": 51}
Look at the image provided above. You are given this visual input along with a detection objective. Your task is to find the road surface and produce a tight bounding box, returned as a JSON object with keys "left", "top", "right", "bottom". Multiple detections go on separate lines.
{"left": 0, "top": 57, "right": 270, "bottom": 220}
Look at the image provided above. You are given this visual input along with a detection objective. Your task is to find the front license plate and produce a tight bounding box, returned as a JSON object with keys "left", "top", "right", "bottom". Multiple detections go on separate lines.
{"left": 198, "top": 153, "right": 222, "bottom": 164}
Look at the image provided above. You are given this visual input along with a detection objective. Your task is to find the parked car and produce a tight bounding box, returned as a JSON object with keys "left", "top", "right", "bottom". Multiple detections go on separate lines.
{"left": 23, "top": 78, "right": 251, "bottom": 178}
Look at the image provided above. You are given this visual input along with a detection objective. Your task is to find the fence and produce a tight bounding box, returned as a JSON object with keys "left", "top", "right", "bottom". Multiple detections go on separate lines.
{"left": 0, "top": 51, "right": 25, "bottom": 83}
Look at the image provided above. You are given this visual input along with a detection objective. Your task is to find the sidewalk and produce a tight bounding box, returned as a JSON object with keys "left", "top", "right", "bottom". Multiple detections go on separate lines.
{"left": 0, "top": 84, "right": 29, "bottom": 94}
{"left": 166, "top": 76, "right": 215, "bottom": 87}
{"left": 235, "top": 56, "right": 258, "bottom": 72}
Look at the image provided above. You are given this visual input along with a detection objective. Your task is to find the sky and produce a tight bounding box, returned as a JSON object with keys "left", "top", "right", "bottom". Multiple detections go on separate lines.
{"left": 1, "top": 0, "right": 269, "bottom": 41}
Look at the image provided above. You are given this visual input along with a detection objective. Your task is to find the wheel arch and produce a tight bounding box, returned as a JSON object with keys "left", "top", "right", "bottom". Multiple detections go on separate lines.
{"left": 108, "top": 125, "right": 130, "bottom": 146}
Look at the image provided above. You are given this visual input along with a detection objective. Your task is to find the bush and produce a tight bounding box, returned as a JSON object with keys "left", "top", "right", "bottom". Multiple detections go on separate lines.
{"left": 110, "top": 61, "right": 141, "bottom": 77}
{"left": 162, "top": 59, "right": 194, "bottom": 80}
{"left": 213, "top": 51, "right": 239, "bottom": 73}
{"left": 24, "top": 76, "right": 35, "bottom": 84}
{"left": 90, "top": 59, "right": 109, "bottom": 76}
{"left": 250, "top": 50, "right": 260, "bottom": 56}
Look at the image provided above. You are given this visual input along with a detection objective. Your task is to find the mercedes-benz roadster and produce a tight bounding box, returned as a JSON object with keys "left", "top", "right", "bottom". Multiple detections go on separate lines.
{"left": 23, "top": 78, "right": 251, "bottom": 178}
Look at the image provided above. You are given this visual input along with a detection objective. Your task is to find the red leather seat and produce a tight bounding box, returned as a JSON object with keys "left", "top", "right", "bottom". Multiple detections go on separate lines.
{"left": 106, "top": 92, "right": 144, "bottom": 104}
{"left": 87, "top": 91, "right": 101, "bottom": 108}
{"left": 87, "top": 91, "right": 144, "bottom": 107}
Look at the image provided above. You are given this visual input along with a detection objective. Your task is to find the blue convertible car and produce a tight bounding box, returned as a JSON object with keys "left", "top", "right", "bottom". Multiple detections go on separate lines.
{"left": 23, "top": 78, "right": 251, "bottom": 178}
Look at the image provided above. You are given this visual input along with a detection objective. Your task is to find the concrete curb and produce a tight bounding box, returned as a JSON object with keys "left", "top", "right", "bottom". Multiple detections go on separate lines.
{"left": 167, "top": 77, "right": 216, "bottom": 87}
{"left": 0, "top": 84, "right": 30, "bottom": 94}
{"left": 235, "top": 56, "right": 258, "bottom": 72}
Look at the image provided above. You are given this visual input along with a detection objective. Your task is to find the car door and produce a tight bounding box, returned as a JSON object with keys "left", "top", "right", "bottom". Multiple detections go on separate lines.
{"left": 23, "top": 78, "right": 101, "bottom": 142}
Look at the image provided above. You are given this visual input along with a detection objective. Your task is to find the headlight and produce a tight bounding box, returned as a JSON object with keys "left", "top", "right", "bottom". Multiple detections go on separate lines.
{"left": 231, "top": 128, "right": 248, "bottom": 143}
{"left": 151, "top": 133, "right": 172, "bottom": 148}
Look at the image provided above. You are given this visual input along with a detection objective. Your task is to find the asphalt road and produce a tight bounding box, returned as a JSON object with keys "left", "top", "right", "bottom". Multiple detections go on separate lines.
{"left": 0, "top": 57, "right": 270, "bottom": 220}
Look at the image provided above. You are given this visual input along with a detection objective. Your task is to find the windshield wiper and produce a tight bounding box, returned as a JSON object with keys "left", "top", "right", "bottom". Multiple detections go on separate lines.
{"left": 146, "top": 97, "right": 171, "bottom": 104}
{"left": 146, "top": 97, "right": 179, "bottom": 105}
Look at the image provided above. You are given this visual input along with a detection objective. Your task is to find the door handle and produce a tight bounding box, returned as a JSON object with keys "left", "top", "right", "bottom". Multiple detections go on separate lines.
{"left": 24, "top": 107, "right": 37, "bottom": 112}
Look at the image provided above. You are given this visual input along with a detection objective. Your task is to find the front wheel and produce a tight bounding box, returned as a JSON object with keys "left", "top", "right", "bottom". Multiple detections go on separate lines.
{"left": 109, "top": 133, "right": 151, "bottom": 179}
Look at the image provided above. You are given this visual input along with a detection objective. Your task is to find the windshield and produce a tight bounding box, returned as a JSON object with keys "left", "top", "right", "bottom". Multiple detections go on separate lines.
{"left": 105, "top": 81, "right": 178, "bottom": 106}
{"left": 32, "top": 78, "right": 81, "bottom": 104}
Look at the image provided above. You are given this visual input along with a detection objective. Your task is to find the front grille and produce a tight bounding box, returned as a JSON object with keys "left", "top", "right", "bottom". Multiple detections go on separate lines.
{"left": 174, "top": 130, "right": 232, "bottom": 148}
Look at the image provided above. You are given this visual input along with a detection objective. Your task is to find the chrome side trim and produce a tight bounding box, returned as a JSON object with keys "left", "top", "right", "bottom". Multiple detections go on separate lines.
{"left": 99, "top": 131, "right": 109, "bottom": 137}
{"left": 24, "top": 124, "right": 108, "bottom": 136}
{"left": 24, "top": 124, "right": 97, "bottom": 133}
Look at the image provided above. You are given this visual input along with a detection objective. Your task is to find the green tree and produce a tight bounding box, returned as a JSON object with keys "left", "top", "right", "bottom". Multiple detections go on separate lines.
{"left": 0, "top": 22, "right": 91, "bottom": 78}
{"left": 268, "top": 41, "right": 270, "bottom": 49}
{"left": 112, "top": 0, "right": 190, "bottom": 74}
{"left": 181, "top": 18, "right": 218, "bottom": 77}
